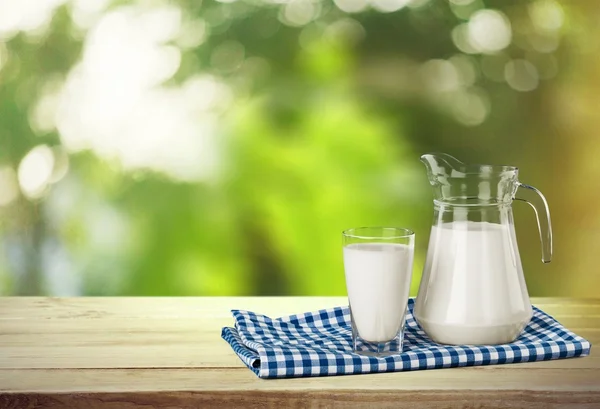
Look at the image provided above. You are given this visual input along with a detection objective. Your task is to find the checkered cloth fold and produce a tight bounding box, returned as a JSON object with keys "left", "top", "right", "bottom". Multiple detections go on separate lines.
{"left": 221, "top": 298, "right": 591, "bottom": 379}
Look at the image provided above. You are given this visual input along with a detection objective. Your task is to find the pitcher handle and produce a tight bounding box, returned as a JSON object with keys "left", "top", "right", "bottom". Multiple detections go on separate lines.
{"left": 514, "top": 183, "right": 553, "bottom": 263}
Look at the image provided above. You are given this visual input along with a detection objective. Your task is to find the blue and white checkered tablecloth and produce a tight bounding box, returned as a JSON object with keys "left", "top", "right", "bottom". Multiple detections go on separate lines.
{"left": 221, "top": 298, "right": 591, "bottom": 379}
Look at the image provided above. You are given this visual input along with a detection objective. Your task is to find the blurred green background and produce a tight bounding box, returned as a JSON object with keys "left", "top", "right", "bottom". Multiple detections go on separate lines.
{"left": 0, "top": 0, "right": 598, "bottom": 297}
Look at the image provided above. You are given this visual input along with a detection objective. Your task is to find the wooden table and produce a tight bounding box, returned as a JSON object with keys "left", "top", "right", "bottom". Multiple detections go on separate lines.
{"left": 0, "top": 297, "right": 598, "bottom": 408}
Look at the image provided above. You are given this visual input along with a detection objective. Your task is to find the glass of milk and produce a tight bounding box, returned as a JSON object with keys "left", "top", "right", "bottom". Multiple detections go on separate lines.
{"left": 343, "top": 227, "right": 415, "bottom": 356}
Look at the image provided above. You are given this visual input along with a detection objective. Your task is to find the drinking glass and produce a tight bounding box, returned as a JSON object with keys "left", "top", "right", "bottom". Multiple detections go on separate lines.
{"left": 343, "top": 227, "right": 415, "bottom": 356}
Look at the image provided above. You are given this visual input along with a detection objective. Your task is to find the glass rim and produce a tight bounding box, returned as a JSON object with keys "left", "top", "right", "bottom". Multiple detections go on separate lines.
{"left": 342, "top": 226, "right": 415, "bottom": 240}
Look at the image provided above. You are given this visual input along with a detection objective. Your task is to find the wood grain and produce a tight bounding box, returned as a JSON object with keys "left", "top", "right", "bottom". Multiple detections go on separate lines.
{"left": 0, "top": 297, "right": 598, "bottom": 408}
{"left": 2, "top": 391, "right": 600, "bottom": 409}
{"left": 1, "top": 367, "right": 600, "bottom": 392}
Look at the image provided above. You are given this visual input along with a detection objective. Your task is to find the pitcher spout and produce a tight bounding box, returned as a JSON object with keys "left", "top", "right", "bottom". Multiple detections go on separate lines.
{"left": 419, "top": 152, "right": 520, "bottom": 204}
{"left": 420, "top": 153, "right": 467, "bottom": 180}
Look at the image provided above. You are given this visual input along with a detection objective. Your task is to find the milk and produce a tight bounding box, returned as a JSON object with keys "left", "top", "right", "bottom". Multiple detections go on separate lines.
{"left": 414, "top": 221, "right": 532, "bottom": 345}
{"left": 343, "top": 243, "right": 413, "bottom": 343}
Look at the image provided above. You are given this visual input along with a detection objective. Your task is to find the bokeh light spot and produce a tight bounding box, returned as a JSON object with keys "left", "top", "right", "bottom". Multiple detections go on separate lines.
{"left": 139, "top": 6, "right": 182, "bottom": 44}
{"left": 176, "top": 19, "right": 208, "bottom": 49}
{"left": 451, "top": 24, "right": 478, "bottom": 54}
{"left": 468, "top": 9, "right": 512, "bottom": 53}
{"left": 449, "top": 87, "right": 490, "bottom": 126}
{"left": 55, "top": 6, "right": 228, "bottom": 182}
{"left": 529, "top": 0, "right": 564, "bottom": 32}
{"left": 371, "top": 0, "right": 411, "bottom": 13}
{"left": 238, "top": 57, "right": 272, "bottom": 90}
{"left": 156, "top": 45, "right": 182, "bottom": 80}
{"left": 527, "top": 31, "right": 559, "bottom": 53}
{"left": 0, "top": 0, "right": 66, "bottom": 40}
{"left": 70, "top": 0, "right": 110, "bottom": 30}
{"left": 449, "top": 54, "right": 478, "bottom": 87}
{"left": 449, "top": 0, "right": 484, "bottom": 21}
{"left": 282, "top": 0, "right": 319, "bottom": 27}
{"left": 29, "top": 77, "right": 64, "bottom": 135}
{"left": 420, "top": 59, "right": 460, "bottom": 93}
{"left": 0, "top": 167, "right": 19, "bottom": 206}
{"left": 324, "top": 18, "right": 366, "bottom": 46}
{"left": 407, "top": 0, "right": 431, "bottom": 8}
{"left": 205, "top": 5, "right": 231, "bottom": 28}
{"left": 18, "top": 145, "right": 55, "bottom": 199}
{"left": 211, "top": 41, "right": 245, "bottom": 73}
{"left": 334, "top": 0, "right": 369, "bottom": 13}
{"left": 182, "top": 75, "right": 231, "bottom": 112}
{"left": 50, "top": 146, "right": 70, "bottom": 184}
{"left": 505, "top": 59, "right": 539, "bottom": 92}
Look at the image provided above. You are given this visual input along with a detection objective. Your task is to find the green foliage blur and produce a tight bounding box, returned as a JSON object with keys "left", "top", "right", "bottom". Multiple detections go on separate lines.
{"left": 1, "top": 0, "right": 599, "bottom": 296}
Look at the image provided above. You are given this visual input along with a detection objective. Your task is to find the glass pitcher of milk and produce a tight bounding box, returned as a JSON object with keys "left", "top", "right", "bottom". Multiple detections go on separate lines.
{"left": 414, "top": 153, "right": 552, "bottom": 345}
